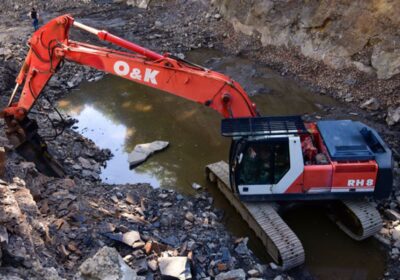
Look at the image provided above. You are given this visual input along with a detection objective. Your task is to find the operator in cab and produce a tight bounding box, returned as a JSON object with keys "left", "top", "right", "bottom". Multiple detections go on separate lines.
{"left": 239, "top": 145, "right": 271, "bottom": 185}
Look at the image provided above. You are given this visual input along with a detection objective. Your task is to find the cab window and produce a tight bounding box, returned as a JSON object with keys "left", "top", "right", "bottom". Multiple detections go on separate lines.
{"left": 273, "top": 141, "right": 290, "bottom": 183}
{"left": 237, "top": 139, "right": 290, "bottom": 185}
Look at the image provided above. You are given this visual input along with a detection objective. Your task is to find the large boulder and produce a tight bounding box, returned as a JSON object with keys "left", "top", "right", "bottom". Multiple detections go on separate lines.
{"left": 371, "top": 47, "right": 400, "bottom": 79}
{"left": 75, "top": 247, "right": 138, "bottom": 280}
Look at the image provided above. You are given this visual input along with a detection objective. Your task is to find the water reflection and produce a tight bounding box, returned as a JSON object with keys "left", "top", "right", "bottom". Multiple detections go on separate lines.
{"left": 68, "top": 105, "right": 162, "bottom": 186}
{"left": 283, "top": 205, "right": 386, "bottom": 280}
{"left": 61, "top": 74, "right": 228, "bottom": 191}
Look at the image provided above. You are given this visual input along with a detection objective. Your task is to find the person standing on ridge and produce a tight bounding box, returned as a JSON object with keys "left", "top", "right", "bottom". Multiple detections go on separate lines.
{"left": 30, "top": 8, "right": 39, "bottom": 31}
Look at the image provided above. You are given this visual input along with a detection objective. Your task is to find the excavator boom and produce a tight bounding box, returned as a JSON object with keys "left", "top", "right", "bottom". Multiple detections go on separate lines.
{"left": 1, "top": 14, "right": 258, "bottom": 177}
{"left": 4, "top": 15, "right": 257, "bottom": 121}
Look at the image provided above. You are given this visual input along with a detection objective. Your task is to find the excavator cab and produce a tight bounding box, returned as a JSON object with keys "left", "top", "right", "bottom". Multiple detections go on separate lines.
{"left": 224, "top": 116, "right": 307, "bottom": 201}
{"left": 224, "top": 116, "right": 393, "bottom": 201}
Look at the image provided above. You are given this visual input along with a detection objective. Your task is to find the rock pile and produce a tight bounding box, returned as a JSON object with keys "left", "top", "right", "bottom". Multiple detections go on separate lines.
{"left": 0, "top": 171, "right": 284, "bottom": 279}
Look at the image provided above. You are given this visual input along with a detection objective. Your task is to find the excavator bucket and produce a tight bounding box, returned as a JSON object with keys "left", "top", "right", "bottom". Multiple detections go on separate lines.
{"left": 5, "top": 116, "right": 65, "bottom": 178}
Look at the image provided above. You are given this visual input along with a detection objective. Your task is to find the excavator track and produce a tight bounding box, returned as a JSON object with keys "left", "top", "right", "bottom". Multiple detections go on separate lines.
{"left": 331, "top": 200, "right": 382, "bottom": 241}
{"left": 206, "top": 161, "right": 305, "bottom": 270}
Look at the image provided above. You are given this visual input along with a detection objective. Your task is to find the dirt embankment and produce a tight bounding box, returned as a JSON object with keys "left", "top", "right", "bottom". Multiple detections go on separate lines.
{"left": 213, "top": 0, "right": 400, "bottom": 129}
{"left": 0, "top": 0, "right": 399, "bottom": 280}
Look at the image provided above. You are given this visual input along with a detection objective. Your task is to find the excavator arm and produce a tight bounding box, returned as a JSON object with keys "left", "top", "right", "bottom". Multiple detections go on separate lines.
{"left": 1, "top": 14, "right": 257, "bottom": 176}
{"left": 4, "top": 15, "right": 257, "bottom": 120}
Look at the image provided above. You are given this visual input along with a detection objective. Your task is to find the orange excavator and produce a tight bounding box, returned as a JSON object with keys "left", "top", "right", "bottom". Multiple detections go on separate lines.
{"left": 1, "top": 15, "right": 394, "bottom": 268}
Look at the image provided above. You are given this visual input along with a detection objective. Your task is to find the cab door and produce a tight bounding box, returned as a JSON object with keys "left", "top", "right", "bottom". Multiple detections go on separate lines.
{"left": 233, "top": 136, "right": 303, "bottom": 197}
{"left": 229, "top": 139, "right": 246, "bottom": 194}
{"left": 231, "top": 137, "right": 287, "bottom": 195}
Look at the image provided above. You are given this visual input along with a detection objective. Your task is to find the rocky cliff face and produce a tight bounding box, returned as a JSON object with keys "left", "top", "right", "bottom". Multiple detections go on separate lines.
{"left": 212, "top": 0, "right": 400, "bottom": 80}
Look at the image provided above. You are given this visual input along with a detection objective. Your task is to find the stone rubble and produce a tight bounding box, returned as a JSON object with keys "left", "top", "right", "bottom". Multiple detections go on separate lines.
{"left": 0, "top": 171, "right": 286, "bottom": 279}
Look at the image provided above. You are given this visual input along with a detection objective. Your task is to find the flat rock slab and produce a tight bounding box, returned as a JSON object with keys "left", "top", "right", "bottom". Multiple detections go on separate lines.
{"left": 158, "top": 257, "right": 191, "bottom": 280}
{"left": 128, "top": 141, "right": 169, "bottom": 168}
